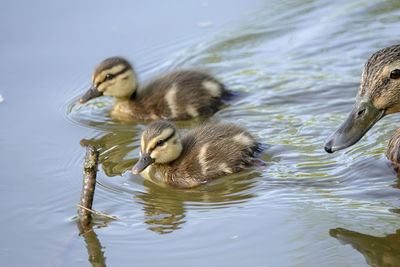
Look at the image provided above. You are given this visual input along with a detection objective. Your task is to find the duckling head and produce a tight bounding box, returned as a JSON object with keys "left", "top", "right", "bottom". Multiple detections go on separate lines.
{"left": 78, "top": 57, "right": 137, "bottom": 103}
{"left": 132, "top": 121, "right": 183, "bottom": 174}
{"left": 325, "top": 45, "right": 400, "bottom": 153}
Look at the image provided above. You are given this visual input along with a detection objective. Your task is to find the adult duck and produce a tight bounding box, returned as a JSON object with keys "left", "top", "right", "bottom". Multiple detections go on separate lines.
{"left": 324, "top": 44, "right": 400, "bottom": 163}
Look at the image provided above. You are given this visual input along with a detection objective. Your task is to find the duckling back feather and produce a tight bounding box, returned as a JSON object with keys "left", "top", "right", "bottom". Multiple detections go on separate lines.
{"left": 131, "top": 70, "right": 226, "bottom": 121}
{"left": 165, "top": 123, "right": 260, "bottom": 188}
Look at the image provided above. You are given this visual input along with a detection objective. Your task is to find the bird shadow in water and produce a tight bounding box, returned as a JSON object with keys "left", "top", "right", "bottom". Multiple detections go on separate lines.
{"left": 133, "top": 169, "right": 262, "bottom": 234}
{"left": 330, "top": 227, "right": 400, "bottom": 266}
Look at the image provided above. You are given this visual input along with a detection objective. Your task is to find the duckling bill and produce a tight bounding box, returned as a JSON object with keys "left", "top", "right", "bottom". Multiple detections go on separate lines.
{"left": 324, "top": 44, "right": 400, "bottom": 157}
{"left": 79, "top": 84, "right": 103, "bottom": 103}
{"left": 78, "top": 57, "right": 228, "bottom": 121}
{"left": 132, "top": 121, "right": 263, "bottom": 188}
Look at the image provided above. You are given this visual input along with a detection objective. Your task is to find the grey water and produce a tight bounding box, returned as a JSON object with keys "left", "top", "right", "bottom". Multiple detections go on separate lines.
{"left": 1, "top": 0, "right": 400, "bottom": 266}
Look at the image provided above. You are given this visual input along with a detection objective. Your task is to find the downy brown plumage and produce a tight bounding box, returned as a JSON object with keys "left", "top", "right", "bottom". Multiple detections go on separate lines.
{"left": 132, "top": 121, "right": 262, "bottom": 188}
{"left": 78, "top": 57, "right": 227, "bottom": 121}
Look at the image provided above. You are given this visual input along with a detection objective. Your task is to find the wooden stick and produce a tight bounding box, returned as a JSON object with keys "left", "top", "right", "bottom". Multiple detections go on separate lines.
{"left": 78, "top": 145, "right": 99, "bottom": 229}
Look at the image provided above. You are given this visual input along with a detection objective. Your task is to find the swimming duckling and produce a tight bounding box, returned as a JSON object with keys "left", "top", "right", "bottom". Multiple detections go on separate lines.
{"left": 324, "top": 44, "right": 400, "bottom": 162}
{"left": 78, "top": 57, "right": 227, "bottom": 121}
{"left": 132, "top": 121, "right": 262, "bottom": 188}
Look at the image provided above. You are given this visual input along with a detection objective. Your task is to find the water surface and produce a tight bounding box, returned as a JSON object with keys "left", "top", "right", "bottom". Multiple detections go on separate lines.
{"left": 1, "top": 0, "right": 400, "bottom": 266}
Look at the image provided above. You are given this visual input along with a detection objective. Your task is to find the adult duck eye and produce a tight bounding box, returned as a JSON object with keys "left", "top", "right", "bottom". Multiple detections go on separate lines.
{"left": 390, "top": 69, "right": 400, "bottom": 79}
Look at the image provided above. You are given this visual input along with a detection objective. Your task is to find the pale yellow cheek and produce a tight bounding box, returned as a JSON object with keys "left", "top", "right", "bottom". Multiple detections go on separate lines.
{"left": 97, "top": 82, "right": 109, "bottom": 92}
{"left": 150, "top": 147, "right": 171, "bottom": 163}
{"left": 96, "top": 70, "right": 136, "bottom": 98}
{"left": 103, "top": 84, "right": 121, "bottom": 97}
{"left": 151, "top": 139, "right": 182, "bottom": 164}
{"left": 150, "top": 149, "right": 162, "bottom": 160}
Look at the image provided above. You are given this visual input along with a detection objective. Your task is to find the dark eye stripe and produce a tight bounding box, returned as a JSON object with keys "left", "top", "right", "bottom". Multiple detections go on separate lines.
{"left": 156, "top": 139, "right": 165, "bottom": 146}
{"left": 99, "top": 67, "right": 129, "bottom": 85}
{"left": 148, "top": 129, "right": 176, "bottom": 153}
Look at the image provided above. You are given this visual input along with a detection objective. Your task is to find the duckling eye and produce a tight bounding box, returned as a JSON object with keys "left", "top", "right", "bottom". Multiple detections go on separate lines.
{"left": 156, "top": 140, "right": 165, "bottom": 146}
{"left": 104, "top": 73, "right": 115, "bottom": 81}
{"left": 390, "top": 69, "right": 400, "bottom": 79}
{"left": 357, "top": 109, "right": 365, "bottom": 117}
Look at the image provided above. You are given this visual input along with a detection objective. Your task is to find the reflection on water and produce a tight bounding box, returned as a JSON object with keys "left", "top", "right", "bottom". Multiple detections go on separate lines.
{"left": 135, "top": 171, "right": 259, "bottom": 234}
{"left": 330, "top": 227, "right": 400, "bottom": 267}
{"left": 77, "top": 222, "right": 107, "bottom": 267}
{"left": 137, "top": 182, "right": 186, "bottom": 234}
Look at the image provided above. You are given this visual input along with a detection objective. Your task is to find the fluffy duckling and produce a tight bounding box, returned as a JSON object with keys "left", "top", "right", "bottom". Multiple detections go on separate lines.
{"left": 78, "top": 57, "right": 227, "bottom": 121}
{"left": 132, "top": 121, "right": 262, "bottom": 188}
{"left": 324, "top": 44, "right": 400, "bottom": 162}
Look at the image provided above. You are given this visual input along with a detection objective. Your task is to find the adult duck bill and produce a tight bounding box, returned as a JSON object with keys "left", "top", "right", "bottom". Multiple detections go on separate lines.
{"left": 78, "top": 84, "right": 103, "bottom": 104}
{"left": 324, "top": 98, "right": 385, "bottom": 153}
{"left": 132, "top": 153, "right": 155, "bottom": 174}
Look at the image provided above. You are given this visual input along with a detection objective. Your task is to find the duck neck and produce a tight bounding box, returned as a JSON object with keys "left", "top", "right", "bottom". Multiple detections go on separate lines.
{"left": 129, "top": 90, "right": 137, "bottom": 100}
{"left": 142, "top": 163, "right": 169, "bottom": 184}
{"left": 129, "top": 78, "right": 139, "bottom": 101}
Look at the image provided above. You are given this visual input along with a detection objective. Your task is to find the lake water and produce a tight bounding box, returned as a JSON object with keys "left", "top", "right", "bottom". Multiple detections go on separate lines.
{"left": 1, "top": 0, "right": 400, "bottom": 266}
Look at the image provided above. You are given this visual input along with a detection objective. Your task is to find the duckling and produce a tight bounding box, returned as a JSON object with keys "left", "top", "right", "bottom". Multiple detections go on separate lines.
{"left": 132, "top": 121, "right": 262, "bottom": 188}
{"left": 78, "top": 57, "right": 227, "bottom": 121}
{"left": 324, "top": 44, "right": 400, "bottom": 162}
